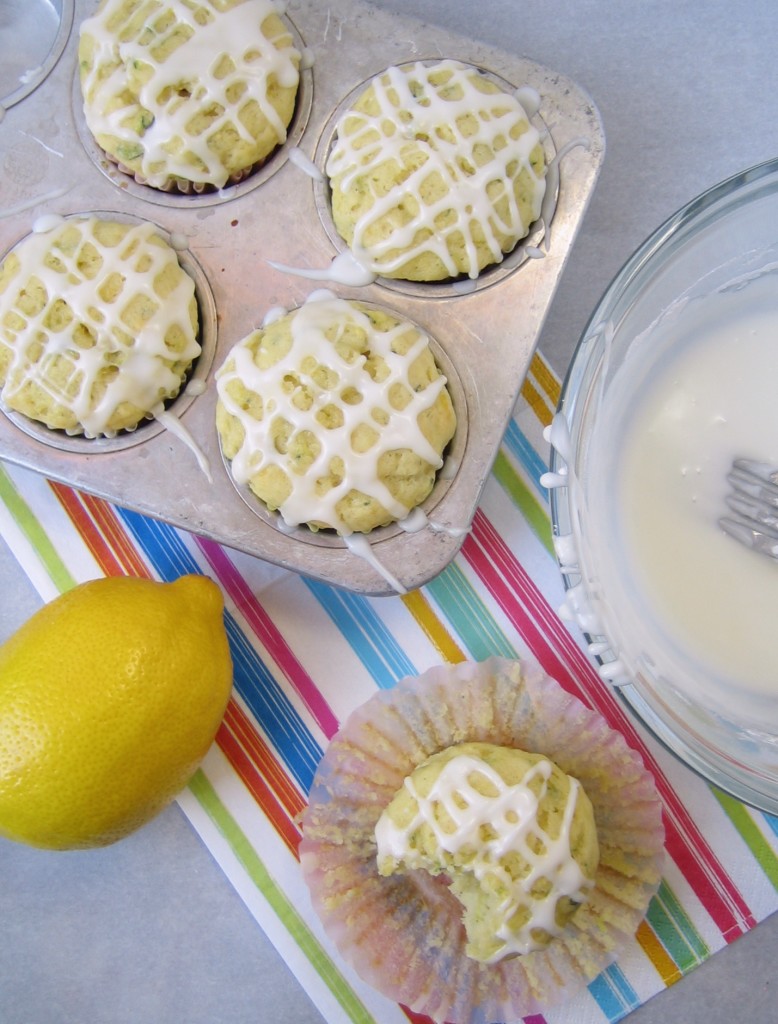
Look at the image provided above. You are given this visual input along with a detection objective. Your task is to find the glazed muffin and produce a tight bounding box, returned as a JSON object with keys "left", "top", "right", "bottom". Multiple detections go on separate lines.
{"left": 215, "top": 294, "right": 456, "bottom": 534}
{"left": 300, "top": 657, "right": 665, "bottom": 1022}
{"left": 0, "top": 216, "right": 200, "bottom": 437}
{"left": 326, "top": 59, "right": 547, "bottom": 282}
{"left": 376, "top": 741, "right": 600, "bottom": 965}
{"left": 78, "top": 0, "right": 301, "bottom": 192}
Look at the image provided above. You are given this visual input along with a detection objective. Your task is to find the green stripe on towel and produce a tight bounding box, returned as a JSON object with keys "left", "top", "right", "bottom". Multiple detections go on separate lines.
{"left": 713, "top": 788, "right": 778, "bottom": 891}
{"left": 188, "top": 769, "right": 376, "bottom": 1024}
{"left": 491, "top": 449, "right": 554, "bottom": 555}
{"left": 646, "top": 879, "right": 710, "bottom": 971}
{"left": 0, "top": 466, "right": 76, "bottom": 593}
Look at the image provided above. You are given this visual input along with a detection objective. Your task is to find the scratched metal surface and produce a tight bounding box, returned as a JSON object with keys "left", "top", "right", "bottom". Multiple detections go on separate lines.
{"left": 0, "top": 0, "right": 604, "bottom": 594}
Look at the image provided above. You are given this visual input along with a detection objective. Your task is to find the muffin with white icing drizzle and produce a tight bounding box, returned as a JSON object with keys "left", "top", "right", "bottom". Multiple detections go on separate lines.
{"left": 300, "top": 657, "right": 665, "bottom": 1022}
{"left": 326, "top": 59, "right": 547, "bottom": 282}
{"left": 215, "top": 295, "right": 456, "bottom": 534}
{"left": 376, "top": 741, "right": 600, "bottom": 965}
{"left": 0, "top": 215, "right": 199, "bottom": 437}
{"left": 78, "top": 0, "right": 301, "bottom": 193}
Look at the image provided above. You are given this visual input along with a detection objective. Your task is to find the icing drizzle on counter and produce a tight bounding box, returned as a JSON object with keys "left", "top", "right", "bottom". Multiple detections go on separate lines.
{"left": 326, "top": 60, "right": 547, "bottom": 280}
{"left": 0, "top": 216, "right": 200, "bottom": 439}
{"left": 79, "top": 0, "right": 300, "bottom": 189}
{"left": 216, "top": 293, "right": 448, "bottom": 533}
{"left": 375, "top": 753, "right": 592, "bottom": 961}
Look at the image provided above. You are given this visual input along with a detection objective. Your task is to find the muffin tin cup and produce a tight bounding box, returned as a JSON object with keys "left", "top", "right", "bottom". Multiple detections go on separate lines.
{"left": 311, "top": 60, "right": 559, "bottom": 302}
{"left": 69, "top": 14, "right": 315, "bottom": 208}
{"left": 0, "top": 0, "right": 604, "bottom": 595}
{"left": 217, "top": 299, "right": 470, "bottom": 549}
{"left": 0, "top": 0, "right": 75, "bottom": 111}
{"left": 1, "top": 210, "right": 218, "bottom": 454}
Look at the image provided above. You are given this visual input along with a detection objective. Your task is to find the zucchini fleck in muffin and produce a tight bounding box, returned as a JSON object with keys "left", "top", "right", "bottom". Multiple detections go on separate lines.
{"left": 0, "top": 216, "right": 200, "bottom": 437}
{"left": 326, "top": 59, "right": 547, "bottom": 282}
{"left": 78, "top": 0, "right": 301, "bottom": 192}
{"left": 215, "top": 294, "right": 456, "bottom": 534}
{"left": 300, "top": 657, "right": 665, "bottom": 1022}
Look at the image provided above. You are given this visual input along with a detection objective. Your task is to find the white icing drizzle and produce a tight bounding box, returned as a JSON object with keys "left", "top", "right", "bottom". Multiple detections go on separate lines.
{"left": 168, "top": 232, "right": 190, "bottom": 252}
{"left": 438, "top": 454, "right": 459, "bottom": 480}
{"left": 17, "top": 129, "right": 64, "bottom": 159}
{"left": 326, "top": 60, "right": 547, "bottom": 279}
{"left": 397, "top": 507, "right": 428, "bottom": 533}
{"left": 0, "top": 216, "right": 200, "bottom": 439}
{"left": 216, "top": 294, "right": 448, "bottom": 533}
{"left": 301, "top": 287, "right": 335, "bottom": 304}
{"left": 261, "top": 304, "right": 289, "bottom": 327}
{"left": 432, "top": 519, "right": 469, "bottom": 538}
{"left": 344, "top": 534, "right": 407, "bottom": 594}
{"left": 398, "top": 506, "right": 468, "bottom": 538}
{"left": 20, "top": 66, "right": 43, "bottom": 86}
{"left": 514, "top": 85, "right": 541, "bottom": 118}
{"left": 32, "top": 213, "right": 66, "bottom": 234}
{"left": 286, "top": 146, "right": 325, "bottom": 182}
{"left": 151, "top": 402, "right": 212, "bottom": 481}
{"left": 299, "top": 46, "right": 315, "bottom": 71}
{"left": 451, "top": 278, "right": 478, "bottom": 295}
{"left": 79, "top": 0, "right": 300, "bottom": 189}
{"left": 375, "top": 753, "right": 592, "bottom": 961}
{"left": 345, "top": 496, "right": 468, "bottom": 594}
{"left": 267, "top": 251, "right": 377, "bottom": 287}
{"left": 537, "top": 137, "right": 589, "bottom": 251}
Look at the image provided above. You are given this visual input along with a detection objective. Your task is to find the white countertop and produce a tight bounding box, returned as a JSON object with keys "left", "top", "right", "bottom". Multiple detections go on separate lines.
{"left": 2, "top": 1, "right": 778, "bottom": 1021}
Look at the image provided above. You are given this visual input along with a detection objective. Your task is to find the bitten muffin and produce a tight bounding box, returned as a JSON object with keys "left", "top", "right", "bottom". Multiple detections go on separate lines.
{"left": 215, "top": 294, "right": 456, "bottom": 534}
{"left": 326, "top": 59, "right": 547, "bottom": 282}
{"left": 0, "top": 215, "right": 200, "bottom": 437}
{"left": 376, "top": 741, "right": 600, "bottom": 965}
{"left": 78, "top": 0, "right": 301, "bottom": 192}
{"left": 300, "top": 657, "right": 665, "bottom": 1023}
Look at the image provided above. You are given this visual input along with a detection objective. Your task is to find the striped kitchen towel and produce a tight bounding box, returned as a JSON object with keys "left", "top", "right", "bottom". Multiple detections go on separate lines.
{"left": 1, "top": 348, "right": 776, "bottom": 1024}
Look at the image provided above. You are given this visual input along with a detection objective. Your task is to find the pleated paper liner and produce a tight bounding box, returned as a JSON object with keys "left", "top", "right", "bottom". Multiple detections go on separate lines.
{"left": 300, "top": 656, "right": 665, "bottom": 1023}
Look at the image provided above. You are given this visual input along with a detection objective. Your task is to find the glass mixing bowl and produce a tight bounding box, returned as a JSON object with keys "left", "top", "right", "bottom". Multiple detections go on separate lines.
{"left": 548, "top": 156, "right": 778, "bottom": 813}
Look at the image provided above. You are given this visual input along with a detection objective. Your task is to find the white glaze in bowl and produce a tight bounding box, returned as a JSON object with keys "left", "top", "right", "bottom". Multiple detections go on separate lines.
{"left": 548, "top": 157, "right": 778, "bottom": 813}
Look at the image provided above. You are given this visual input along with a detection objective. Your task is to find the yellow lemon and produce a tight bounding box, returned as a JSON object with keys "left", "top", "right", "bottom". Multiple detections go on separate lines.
{"left": 0, "top": 574, "right": 233, "bottom": 850}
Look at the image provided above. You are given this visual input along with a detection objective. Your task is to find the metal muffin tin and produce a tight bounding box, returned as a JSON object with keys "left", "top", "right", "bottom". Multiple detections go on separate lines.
{"left": 0, "top": 0, "right": 604, "bottom": 595}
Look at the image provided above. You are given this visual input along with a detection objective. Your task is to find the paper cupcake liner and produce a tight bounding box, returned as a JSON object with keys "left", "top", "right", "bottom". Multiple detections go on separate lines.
{"left": 107, "top": 152, "right": 264, "bottom": 195}
{"left": 300, "top": 656, "right": 665, "bottom": 1023}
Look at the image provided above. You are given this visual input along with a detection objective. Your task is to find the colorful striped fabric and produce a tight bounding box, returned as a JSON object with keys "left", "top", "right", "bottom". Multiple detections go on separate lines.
{"left": 1, "top": 348, "right": 777, "bottom": 1024}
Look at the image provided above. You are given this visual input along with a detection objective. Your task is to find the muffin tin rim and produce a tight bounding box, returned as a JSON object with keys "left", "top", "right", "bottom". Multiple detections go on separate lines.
{"left": 0, "top": 209, "right": 218, "bottom": 453}
{"left": 68, "top": 7, "right": 314, "bottom": 209}
{"left": 213, "top": 295, "right": 471, "bottom": 547}
{"left": 310, "top": 56, "right": 558, "bottom": 301}
{"left": 1, "top": 0, "right": 76, "bottom": 111}
{"left": 0, "top": 0, "right": 605, "bottom": 594}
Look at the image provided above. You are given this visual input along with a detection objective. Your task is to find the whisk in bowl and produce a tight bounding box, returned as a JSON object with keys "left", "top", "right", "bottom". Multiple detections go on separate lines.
{"left": 720, "top": 458, "right": 778, "bottom": 560}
